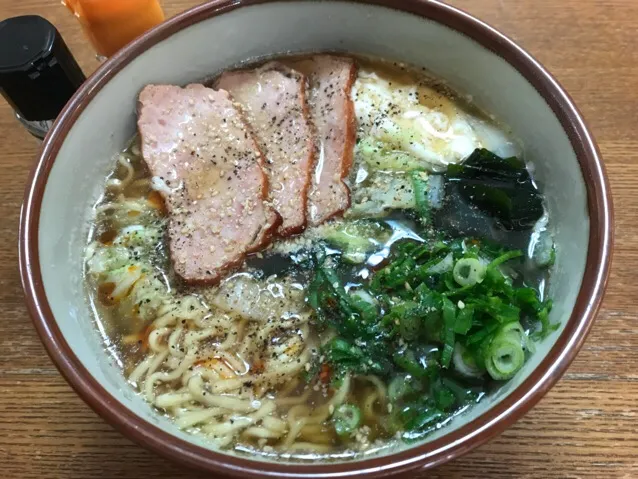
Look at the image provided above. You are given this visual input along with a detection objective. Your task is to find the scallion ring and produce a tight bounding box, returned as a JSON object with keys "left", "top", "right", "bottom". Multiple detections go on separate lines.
{"left": 452, "top": 343, "right": 484, "bottom": 378}
{"left": 485, "top": 335, "right": 525, "bottom": 380}
{"left": 499, "top": 322, "right": 525, "bottom": 344}
{"left": 332, "top": 404, "right": 362, "bottom": 437}
{"left": 453, "top": 258, "right": 486, "bottom": 286}
{"left": 498, "top": 321, "right": 535, "bottom": 353}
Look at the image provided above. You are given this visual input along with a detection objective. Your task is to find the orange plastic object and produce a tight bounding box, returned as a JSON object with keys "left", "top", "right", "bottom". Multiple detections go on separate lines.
{"left": 63, "top": 0, "right": 165, "bottom": 58}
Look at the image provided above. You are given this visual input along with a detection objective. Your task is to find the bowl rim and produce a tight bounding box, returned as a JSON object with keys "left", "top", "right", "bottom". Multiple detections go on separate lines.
{"left": 19, "top": 0, "right": 613, "bottom": 476}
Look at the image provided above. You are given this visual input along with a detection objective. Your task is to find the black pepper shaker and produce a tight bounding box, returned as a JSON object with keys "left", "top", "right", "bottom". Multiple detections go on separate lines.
{"left": 0, "top": 15, "right": 86, "bottom": 140}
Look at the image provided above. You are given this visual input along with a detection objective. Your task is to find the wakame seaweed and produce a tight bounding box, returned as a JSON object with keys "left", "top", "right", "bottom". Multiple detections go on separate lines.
{"left": 445, "top": 148, "right": 544, "bottom": 231}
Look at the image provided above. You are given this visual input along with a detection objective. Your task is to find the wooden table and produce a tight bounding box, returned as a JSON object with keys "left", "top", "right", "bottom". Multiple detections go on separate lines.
{"left": 0, "top": 1, "right": 635, "bottom": 477}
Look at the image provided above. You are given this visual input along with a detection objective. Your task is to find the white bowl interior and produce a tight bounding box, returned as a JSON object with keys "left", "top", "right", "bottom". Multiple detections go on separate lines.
{"left": 38, "top": 0, "right": 588, "bottom": 463}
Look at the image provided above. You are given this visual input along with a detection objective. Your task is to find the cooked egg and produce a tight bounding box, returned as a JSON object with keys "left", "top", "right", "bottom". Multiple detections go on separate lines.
{"left": 352, "top": 69, "right": 518, "bottom": 171}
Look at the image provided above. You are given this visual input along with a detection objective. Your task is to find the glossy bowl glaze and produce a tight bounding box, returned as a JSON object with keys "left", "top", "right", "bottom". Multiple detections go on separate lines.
{"left": 19, "top": 0, "right": 612, "bottom": 476}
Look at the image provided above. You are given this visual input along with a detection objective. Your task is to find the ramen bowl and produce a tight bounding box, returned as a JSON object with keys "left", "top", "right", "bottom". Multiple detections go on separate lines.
{"left": 19, "top": 0, "right": 612, "bottom": 476}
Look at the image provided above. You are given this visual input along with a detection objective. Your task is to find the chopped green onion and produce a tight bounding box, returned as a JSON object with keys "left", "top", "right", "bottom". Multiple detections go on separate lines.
{"left": 498, "top": 321, "right": 525, "bottom": 345}
{"left": 333, "top": 404, "right": 361, "bottom": 437}
{"left": 305, "top": 190, "right": 555, "bottom": 442}
{"left": 411, "top": 170, "right": 430, "bottom": 223}
{"left": 393, "top": 349, "right": 428, "bottom": 378}
{"left": 426, "top": 252, "right": 454, "bottom": 274}
{"left": 452, "top": 343, "right": 484, "bottom": 378}
{"left": 404, "top": 407, "right": 445, "bottom": 433}
{"left": 432, "top": 381, "right": 456, "bottom": 410}
{"left": 453, "top": 258, "right": 486, "bottom": 286}
{"left": 488, "top": 250, "right": 523, "bottom": 269}
{"left": 484, "top": 335, "right": 525, "bottom": 380}
{"left": 388, "top": 375, "right": 414, "bottom": 402}
{"left": 440, "top": 297, "right": 456, "bottom": 368}
{"left": 349, "top": 290, "right": 379, "bottom": 322}
{"left": 399, "top": 311, "right": 421, "bottom": 340}
{"left": 454, "top": 304, "right": 474, "bottom": 335}
{"left": 532, "top": 301, "right": 558, "bottom": 340}
{"left": 497, "top": 321, "right": 537, "bottom": 353}
{"left": 441, "top": 376, "right": 477, "bottom": 403}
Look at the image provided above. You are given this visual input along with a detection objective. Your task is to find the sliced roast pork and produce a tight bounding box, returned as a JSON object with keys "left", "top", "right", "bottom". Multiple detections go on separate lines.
{"left": 217, "top": 63, "right": 315, "bottom": 236}
{"left": 137, "top": 84, "right": 279, "bottom": 284}
{"left": 289, "top": 55, "right": 357, "bottom": 225}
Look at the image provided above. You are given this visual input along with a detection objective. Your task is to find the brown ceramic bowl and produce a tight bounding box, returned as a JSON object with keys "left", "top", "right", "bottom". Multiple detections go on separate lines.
{"left": 19, "top": 0, "right": 612, "bottom": 476}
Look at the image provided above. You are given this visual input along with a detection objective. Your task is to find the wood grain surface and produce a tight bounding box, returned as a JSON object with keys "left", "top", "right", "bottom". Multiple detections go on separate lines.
{"left": 0, "top": 0, "right": 635, "bottom": 477}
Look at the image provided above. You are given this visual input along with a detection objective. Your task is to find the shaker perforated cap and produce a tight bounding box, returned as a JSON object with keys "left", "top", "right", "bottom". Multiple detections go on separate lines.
{"left": 0, "top": 15, "right": 85, "bottom": 121}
